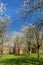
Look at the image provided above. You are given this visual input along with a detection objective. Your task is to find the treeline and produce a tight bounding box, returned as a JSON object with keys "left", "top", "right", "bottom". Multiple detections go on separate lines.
{"left": 13, "top": 22, "right": 43, "bottom": 59}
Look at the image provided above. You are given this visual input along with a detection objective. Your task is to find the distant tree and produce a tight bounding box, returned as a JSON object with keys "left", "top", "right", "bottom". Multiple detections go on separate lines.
{"left": 0, "top": 16, "right": 10, "bottom": 54}
{"left": 32, "top": 19, "right": 43, "bottom": 59}
{"left": 14, "top": 32, "right": 23, "bottom": 54}
{"left": 22, "top": 19, "right": 43, "bottom": 59}
{"left": 22, "top": 25, "right": 34, "bottom": 54}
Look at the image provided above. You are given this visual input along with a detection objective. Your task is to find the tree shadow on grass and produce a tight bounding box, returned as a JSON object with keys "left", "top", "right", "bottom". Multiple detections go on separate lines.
{"left": 0, "top": 57, "right": 43, "bottom": 65}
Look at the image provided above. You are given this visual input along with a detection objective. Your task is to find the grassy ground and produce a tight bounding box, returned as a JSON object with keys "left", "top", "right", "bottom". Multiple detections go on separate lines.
{"left": 0, "top": 54, "right": 43, "bottom": 65}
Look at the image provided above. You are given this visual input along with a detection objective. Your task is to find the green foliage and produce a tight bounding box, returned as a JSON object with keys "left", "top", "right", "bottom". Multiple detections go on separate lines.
{"left": 0, "top": 54, "right": 43, "bottom": 65}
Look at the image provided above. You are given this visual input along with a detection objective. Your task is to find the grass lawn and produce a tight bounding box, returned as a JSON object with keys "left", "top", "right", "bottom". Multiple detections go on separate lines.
{"left": 0, "top": 54, "right": 43, "bottom": 65}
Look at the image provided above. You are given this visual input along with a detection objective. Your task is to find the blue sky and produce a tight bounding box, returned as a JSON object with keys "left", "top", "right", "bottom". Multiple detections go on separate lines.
{"left": 0, "top": 0, "right": 41, "bottom": 34}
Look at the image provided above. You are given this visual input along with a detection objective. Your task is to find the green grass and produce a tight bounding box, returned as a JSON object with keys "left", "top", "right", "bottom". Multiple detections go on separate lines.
{"left": 0, "top": 54, "right": 43, "bottom": 65}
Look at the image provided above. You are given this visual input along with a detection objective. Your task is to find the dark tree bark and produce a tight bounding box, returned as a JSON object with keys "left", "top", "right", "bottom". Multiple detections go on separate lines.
{"left": 37, "top": 44, "right": 40, "bottom": 59}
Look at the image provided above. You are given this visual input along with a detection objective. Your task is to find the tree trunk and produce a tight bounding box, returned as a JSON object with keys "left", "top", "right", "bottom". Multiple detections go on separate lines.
{"left": 29, "top": 48, "right": 31, "bottom": 55}
{"left": 37, "top": 47, "right": 40, "bottom": 59}
{"left": 37, "top": 49, "right": 40, "bottom": 59}
{"left": 18, "top": 47, "right": 20, "bottom": 54}
{"left": 27, "top": 48, "right": 31, "bottom": 55}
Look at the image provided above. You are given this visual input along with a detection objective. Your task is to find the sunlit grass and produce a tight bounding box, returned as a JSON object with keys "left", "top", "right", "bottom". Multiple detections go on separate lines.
{"left": 0, "top": 54, "right": 43, "bottom": 65}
